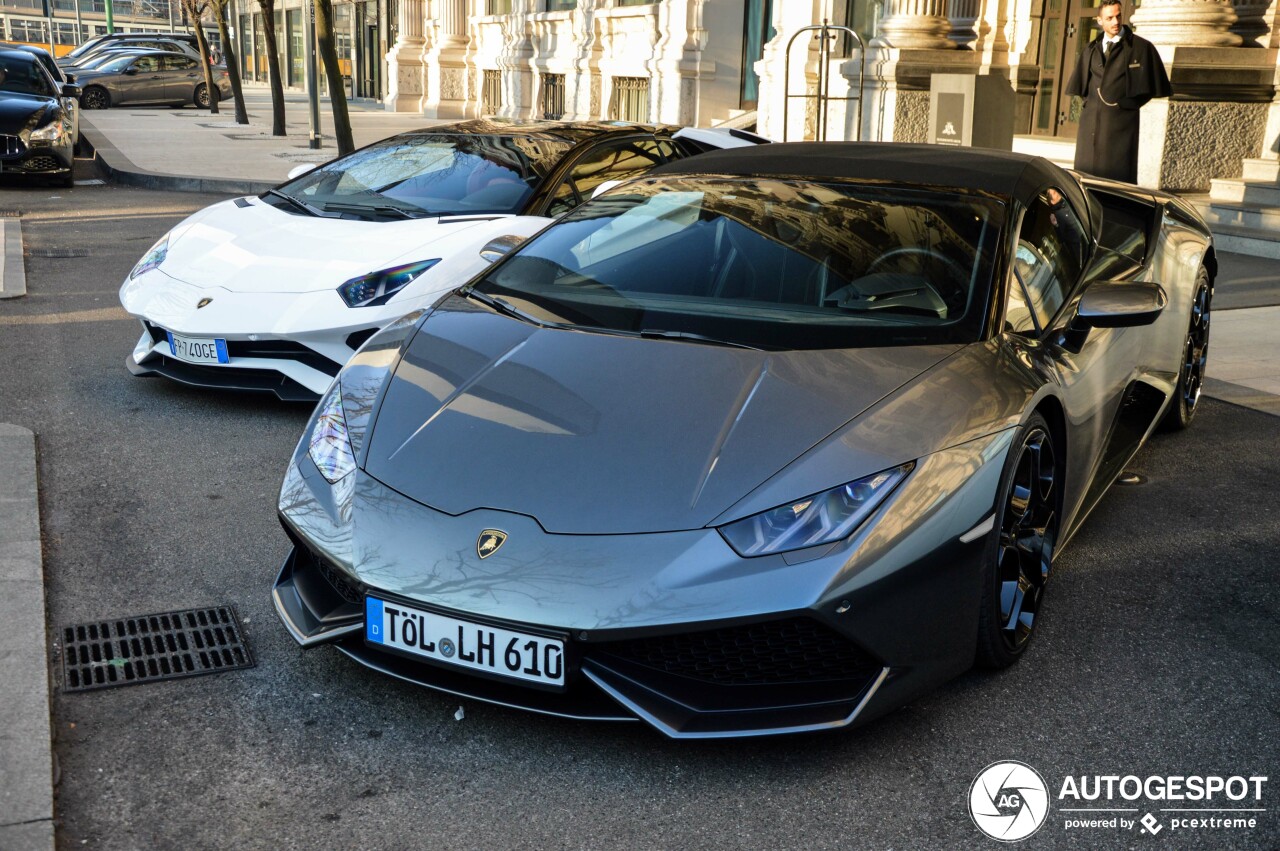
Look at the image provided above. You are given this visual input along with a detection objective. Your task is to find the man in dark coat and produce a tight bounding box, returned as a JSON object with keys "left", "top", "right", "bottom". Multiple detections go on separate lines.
{"left": 1065, "top": 1, "right": 1171, "bottom": 184}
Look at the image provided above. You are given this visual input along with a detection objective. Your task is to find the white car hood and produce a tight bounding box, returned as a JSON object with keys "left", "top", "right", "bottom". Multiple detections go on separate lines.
{"left": 161, "top": 198, "right": 511, "bottom": 294}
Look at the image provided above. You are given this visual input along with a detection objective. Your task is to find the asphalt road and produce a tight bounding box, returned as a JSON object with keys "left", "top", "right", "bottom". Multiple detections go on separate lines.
{"left": 0, "top": 173, "right": 1276, "bottom": 850}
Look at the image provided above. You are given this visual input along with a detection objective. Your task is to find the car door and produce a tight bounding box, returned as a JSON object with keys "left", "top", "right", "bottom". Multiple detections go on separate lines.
{"left": 117, "top": 56, "right": 166, "bottom": 104}
{"left": 161, "top": 55, "right": 201, "bottom": 102}
{"left": 1009, "top": 186, "right": 1144, "bottom": 521}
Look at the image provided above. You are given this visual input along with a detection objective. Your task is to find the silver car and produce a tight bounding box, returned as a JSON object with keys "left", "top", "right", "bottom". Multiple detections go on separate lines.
{"left": 274, "top": 143, "right": 1215, "bottom": 738}
{"left": 74, "top": 50, "right": 231, "bottom": 110}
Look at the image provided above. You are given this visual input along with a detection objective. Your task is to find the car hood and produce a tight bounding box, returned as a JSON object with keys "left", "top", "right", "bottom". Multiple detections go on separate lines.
{"left": 160, "top": 199, "right": 513, "bottom": 294}
{"left": 0, "top": 94, "right": 53, "bottom": 125}
{"left": 362, "top": 296, "right": 959, "bottom": 534}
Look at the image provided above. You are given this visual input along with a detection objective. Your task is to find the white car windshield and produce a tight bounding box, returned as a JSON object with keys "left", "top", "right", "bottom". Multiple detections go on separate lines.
{"left": 473, "top": 176, "right": 1005, "bottom": 350}
{"left": 279, "top": 133, "right": 574, "bottom": 218}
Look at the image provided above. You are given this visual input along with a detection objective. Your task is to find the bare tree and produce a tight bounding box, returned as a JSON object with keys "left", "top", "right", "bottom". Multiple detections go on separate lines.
{"left": 181, "top": 0, "right": 219, "bottom": 113}
{"left": 256, "top": 0, "right": 287, "bottom": 135}
{"left": 208, "top": 0, "right": 248, "bottom": 124}
{"left": 314, "top": 0, "right": 353, "bottom": 155}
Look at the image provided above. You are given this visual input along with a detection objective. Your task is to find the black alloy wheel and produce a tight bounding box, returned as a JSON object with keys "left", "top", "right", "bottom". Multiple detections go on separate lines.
{"left": 1161, "top": 267, "right": 1212, "bottom": 431}
{"left": 976, "top": 412, "right": 1059, "bottom": 668}
{"left": 80, "top": 86, "right": 109, "bottom": 110}
{"left": 194, "top": 83, "right": 217, "bottom": 108}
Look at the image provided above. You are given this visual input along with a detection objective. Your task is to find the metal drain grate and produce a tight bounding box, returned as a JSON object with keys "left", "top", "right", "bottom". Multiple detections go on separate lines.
{"left": 61, "top": 605, "right": 254, "bottom": 692}
{"left": 28, "top": 248, "right": 90, "bottom": 258}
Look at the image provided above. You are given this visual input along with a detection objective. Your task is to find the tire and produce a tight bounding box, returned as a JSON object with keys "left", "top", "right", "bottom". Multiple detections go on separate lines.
{"left": 81, "top": 86, "right": 109, "bottom": 110}
{"left": 1160, "top": 266, "right": 1212, "bottom": 432}
{"left": 975, "top": 411, "right": 1060, "bottom": 669}
{"left": 53, "top": 171, "right": 73, "bottom": 189}
{"left": 194, "top": 83, "right": 218, "bottom": 109}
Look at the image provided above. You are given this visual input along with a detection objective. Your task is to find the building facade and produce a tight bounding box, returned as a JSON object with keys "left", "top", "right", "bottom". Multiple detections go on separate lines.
{"left": 367, "top": 0, "right": 1279, "bottom": 195}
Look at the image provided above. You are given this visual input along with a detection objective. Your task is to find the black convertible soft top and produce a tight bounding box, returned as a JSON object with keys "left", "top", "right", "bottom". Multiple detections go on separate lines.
{"left": 652, "top": 142, "right": 1097, "bottom": 236}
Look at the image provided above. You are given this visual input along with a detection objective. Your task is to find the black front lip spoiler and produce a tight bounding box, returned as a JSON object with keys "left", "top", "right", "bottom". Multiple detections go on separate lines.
{"left": 272, "top": 544, "right": 895, "bottom": 738}
{"left": 127, "top": 353, "right": 320, "bottom": 402}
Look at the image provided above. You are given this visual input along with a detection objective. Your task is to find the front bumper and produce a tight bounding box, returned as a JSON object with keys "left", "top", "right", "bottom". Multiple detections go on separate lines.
{"left": 0, "top": 135, "right": 73, "bottom": 176}
{"left": 273, "top": 428, "right": 1014, "bottom": 738}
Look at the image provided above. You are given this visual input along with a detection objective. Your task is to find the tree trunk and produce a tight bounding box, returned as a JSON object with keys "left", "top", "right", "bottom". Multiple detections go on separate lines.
{"left": 258, "top": 0, "right": 287, "bottom": 136}
{"left": 314, "top": 0, "right": 354, "bottom": 155}
{"left": 214, "top": 1, "right": 248, "bottom": 124}
{"left": 189, "top": 8, "right": 219, "bottom": 114}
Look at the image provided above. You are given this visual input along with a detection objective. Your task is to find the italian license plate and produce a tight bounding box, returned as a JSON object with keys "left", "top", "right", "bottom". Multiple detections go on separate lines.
{"left": 365, "top": 597, "right": 565, "bottom": 688}
{"left": 166, "top": 331, "right": 228, "bottom": 365}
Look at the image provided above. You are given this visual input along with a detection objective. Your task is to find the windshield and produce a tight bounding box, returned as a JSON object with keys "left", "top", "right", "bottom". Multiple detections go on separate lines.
{"left": 278, "top": 133, "right": 574, "bottom": 218}
{"left": 65, "top": 36, "right": 107, "bottom": 60}
{"left": 84, "top": 53, "right": 140, "bottom": 72}
{"left": 0, "top": 56, "right": 56, "bottom": 98}
{"left": 473, "top": 176, "right": 1004, "bottom": 350}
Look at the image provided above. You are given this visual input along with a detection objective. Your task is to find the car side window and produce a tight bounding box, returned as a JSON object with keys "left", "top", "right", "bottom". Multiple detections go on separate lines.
{"left": 133, "top": 57, "right": 159, "bottom": 73}
{"left": 161, "top": 56, "right": 196, "bottom": 71}
{"left": 1006, "top": 188, "right": 1085, "bottom": 333}
{"left": 546, "top": 138, "right": 667, "bottom": 216}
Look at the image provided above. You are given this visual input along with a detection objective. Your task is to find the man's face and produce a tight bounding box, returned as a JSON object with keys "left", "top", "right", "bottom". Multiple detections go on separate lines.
{"left": 1097, "top": 4, "right": 1123, "bottom": 38}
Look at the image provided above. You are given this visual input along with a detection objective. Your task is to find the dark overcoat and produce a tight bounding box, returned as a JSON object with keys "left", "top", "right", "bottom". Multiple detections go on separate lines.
{"left": 1064, "top": 27, "right": 1171, "bottom": 183}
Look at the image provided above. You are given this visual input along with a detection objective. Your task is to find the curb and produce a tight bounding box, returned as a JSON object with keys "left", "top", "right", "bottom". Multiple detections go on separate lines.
{"left": 0, "top": 424, "right": 55, "bottom": 851}
{"left": 0, "top": 217, "right": 27, "bottom": 299}
{"left": 79, "top": 124, "right": 278, "bottom": 196}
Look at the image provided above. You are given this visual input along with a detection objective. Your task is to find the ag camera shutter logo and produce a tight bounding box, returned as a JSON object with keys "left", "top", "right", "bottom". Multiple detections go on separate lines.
{"left": 969, "top": 761, "right": 1051, "bottom": 841}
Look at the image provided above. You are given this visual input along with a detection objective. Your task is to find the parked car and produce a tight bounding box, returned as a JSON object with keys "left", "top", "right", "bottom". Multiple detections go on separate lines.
{"left": 272, "top": 142, "right": 1216, "bottom": 738}
{"left": 119, "top": 119, "right": 765, "bottom": 400}
{"left": 74, "top": 50, "right": 230, "bottom": 110}
{"left": 0, "top": 42, "right": 79, "bottom": 152}
{"left": 64, "top": 37, "right": 203, "bottom": 70}
{"left": 0, "top": 47, "right": 78, "bottom": 186}
{"left": 57, "top": 31, "right": 200, "bottom": 68}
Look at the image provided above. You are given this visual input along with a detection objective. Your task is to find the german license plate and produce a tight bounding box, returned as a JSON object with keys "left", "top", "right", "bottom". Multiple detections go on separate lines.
{"left": 166, "top": 331, "right": 228, "bottom": 365}
{"left": 365, "top": 597, "right": 565, "bottom": 687}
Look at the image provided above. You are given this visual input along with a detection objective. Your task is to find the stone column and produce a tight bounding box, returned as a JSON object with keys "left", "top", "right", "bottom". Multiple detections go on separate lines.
{"left": 948, "top": 0, "right": 984, "bottom": 48}
{"left": 385, "top": 0, "right": 427, "bottom": 111}
{"left": 422, "top": 0, "right": 472, "bottom": 118}
{"left": 1129, "top": 0, "right": 1242, "bottom": 47}
{"left": 874, "top": 0, "right": 956, "bottom": 49}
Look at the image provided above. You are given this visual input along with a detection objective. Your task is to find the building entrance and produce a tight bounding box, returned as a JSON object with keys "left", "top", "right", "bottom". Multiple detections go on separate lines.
{"left": 1032, "top": 0, "right": 1135, "bottom": 137}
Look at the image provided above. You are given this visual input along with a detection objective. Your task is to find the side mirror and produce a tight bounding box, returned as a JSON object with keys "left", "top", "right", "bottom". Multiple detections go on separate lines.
{"left": 64, "top": 73, "right": 77, "bottom": 84}
{"left": 286, "top": 163, "right": 318, "bottom": 180}
{"left": 61, "top": 83, "right": 82, "bottom": 99}
{"left": 123, "top": 67, "right": 138, "bottom": 75}
{"left": 1059, "top": 280, "right": 1167, "bottom": 353}
{"left": 479, "top": 234, "right": 528, "bottom": 263}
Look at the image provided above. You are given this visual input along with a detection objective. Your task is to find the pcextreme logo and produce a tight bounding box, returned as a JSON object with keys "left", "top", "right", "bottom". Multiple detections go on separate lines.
{"left": 969, "top": 763, "right": 1269, "bottom": 842}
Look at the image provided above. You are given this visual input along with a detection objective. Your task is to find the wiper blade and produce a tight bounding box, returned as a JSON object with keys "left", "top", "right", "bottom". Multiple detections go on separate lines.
{"left": 264, "top": 189, "right": 327, "bottom": 218}
{"left": 639, "top": 329, "right": 762, "bottom": 351}
{"left": 322, "top": 202, "right": 424, "bottom": 220}
{"left": 464, "top": 289, "right": 563, "bottom": 329}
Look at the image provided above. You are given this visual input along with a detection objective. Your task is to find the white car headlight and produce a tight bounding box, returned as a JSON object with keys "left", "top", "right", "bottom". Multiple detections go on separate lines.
{"left": 307, "top": 381, "right": 357, "bottom": 483}
{"left": 130, "top": 234, "right": 169, "bottom": 279}
{"left": 718, "top": 463, "right": 915, "bottom": 557}
{"left": 29, "top": 120, "right": 64, "bottom": 142}
{"left": 337, "top": 259, "right": 439, "bottom": 307}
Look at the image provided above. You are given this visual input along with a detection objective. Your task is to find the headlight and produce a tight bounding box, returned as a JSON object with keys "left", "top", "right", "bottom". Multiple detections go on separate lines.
{"left": 307, "top": 381, "right": 356, "bottom": 483}
{"left": 29, "top": 120, "right": 64, "bottom": 142}
{"left": 130, "top": 234, "right": 169, "bottom": 279}
{"left": 337, "top": 259, "right": 439, "bottom": 307}
{"left": 718, "top": 463, "right": 915, "bottom": 557}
